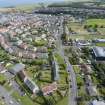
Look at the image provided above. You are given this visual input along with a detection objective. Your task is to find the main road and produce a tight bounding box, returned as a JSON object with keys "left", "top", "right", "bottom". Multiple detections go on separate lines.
{"left": 0, "top": 85, "right": 20, "bottom": 105}
{"left": 55, "top": 16, "right": 77, "bottom": 105}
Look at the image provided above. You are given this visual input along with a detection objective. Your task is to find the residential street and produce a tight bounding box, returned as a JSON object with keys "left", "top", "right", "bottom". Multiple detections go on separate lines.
{"left": 0, "top": 85, "right": 20, "bottom": 105}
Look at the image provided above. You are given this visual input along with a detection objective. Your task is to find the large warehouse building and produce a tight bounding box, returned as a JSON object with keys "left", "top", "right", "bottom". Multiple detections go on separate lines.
{"left": 93, "top": 47, "right": 105, "bottom": 61}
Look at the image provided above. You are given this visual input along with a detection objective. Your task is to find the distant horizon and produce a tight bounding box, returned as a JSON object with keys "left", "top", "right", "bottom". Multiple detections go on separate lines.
{"left": 0, "top": 0, "right": 94, "bottom": 7}
{"left": 0, "top": 0, "right": 65, "bottom": 7}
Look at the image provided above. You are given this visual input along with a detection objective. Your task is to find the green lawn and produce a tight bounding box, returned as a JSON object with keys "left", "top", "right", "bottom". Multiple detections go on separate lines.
{"left": 33, "top": 40, "right": 47, "bottom": 46}
{"left": 56, "top": 96, "right": 68, "bottom": 105}
{"left": 91, "top": 76, "right": 99, "bottom": 85}
{"left": 76, "top": 75, "right": 84, "bottom": 86}
{"left": 12, "top": 91, "right": 39, "bottom": 105}
{"left": 96, "top": 43, "right": 105, "bottom": 47}
{"left": 98, "top": 87, "right": 105, "bottom": 96}
{"left": 0, "top": 74, "right": 6, "bottom": 84}
{"left": 86, "top": 19, "right": 105, "bottom": 26}
{"left": 73, "top": 65, "right": 80, "bottom": 74}
{"left": 4, "top": 82, "right": 12, "bottom": 91}
{"left": 78, "top": 86, "right": 86, "bottom": 97}
{"left": 58, "top": 73, "right": 68, "bottom": 85}
{"left": 54, "top": 53, "right": 65, "bottom": 64}
{"left": 67, "top": 22, "right": 89, "bottom": 34}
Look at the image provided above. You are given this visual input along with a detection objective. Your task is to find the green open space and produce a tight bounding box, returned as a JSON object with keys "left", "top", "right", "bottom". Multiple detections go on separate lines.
{"left": 91, "top": 75, "right": 99, "bottom": 85}
{"left": 95, "top": 43, "right": 105, "bottom": 47}
{"left": 78, "top": 86, "right": 86, "bottom": 97}
{"left": 98, "top": 28, "right": 105, "bottom": 35}
{"left": 4, "top": 82, "right": 12, "bottom": 91}
{"left": 12, "top": 91, "right": 39, "bottom": 105}
{"left": 33, "top": 40, "right": 47, "bottom": 46}
{"left": 0, "top": 74, "right": 6, "bottom": 84}
{"left": 76, "top": 75, "right": 84, "bottom": 86}
{"left": 69, "top": 34, "right": 105, "bottom": 40}
{"left": 56, "top": 96, "right": 68, "bottom": 105}
{"left": 36, "top": 70, "right": 52, "bottom": 87}
{"left": 98, "top": 87, "right": 105, "bottom": 97}
{"left": 26, "top": 65, "right": 52, "bottom": 87}
{"left": 54, "top": 53, "right": 65, "bottom": 64}
{"left": 73, "top": 65, "right": 81, "bottom": 74}
{"left": 67, "top": 22, "right": 89, "bottom": 34}
{"left": 58, "top": 72, "right": 68, "bottom": 85}
{"left": 86, "top": 19, "right": 105, "bottom": 26}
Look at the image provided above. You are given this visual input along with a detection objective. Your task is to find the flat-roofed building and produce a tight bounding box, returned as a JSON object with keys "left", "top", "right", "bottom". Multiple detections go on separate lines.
{"left": 52, "top": 60, "right": 59, "bottom": 81}
{"left": 90, "top": 100, "right": 105, "bottom": 105}
{"left": 9, "top": 63, "right": 25, "bottom": 75}
{"left": 93, "top": 47, "right": 105, "bottom": 61}
{"left": 24, "top": 77, "right": 39, "bottom": 94}
{"left": 93, "top": 39, "right": 105, "bottom": 43}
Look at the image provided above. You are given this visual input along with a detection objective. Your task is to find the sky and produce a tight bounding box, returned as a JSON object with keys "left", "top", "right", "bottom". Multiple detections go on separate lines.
{"left": 0, "top": 0, "right": 65, "bottom": 7}
{"left": 0, "top": 0, "right": 92, "bottom": 7}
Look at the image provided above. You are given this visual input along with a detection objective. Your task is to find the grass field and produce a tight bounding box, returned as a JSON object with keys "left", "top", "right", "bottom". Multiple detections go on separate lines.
{"left": 96, "top": 43, "right": 105, "bottom": 47}
{"left": 54, "top": 53, "right": 65, "bottom": 64}
{"left": 0, "top": 74, "right": 6, "bottom": 83}
{"left": 12, "top": 91, "right": 39, "bottom": 105}
{"left": 69, "top": 34, "right": 105, "bottom": 40}
{"left": 73, "top": 65, "right": 80, "bottom": 74}
{"left": 67, "top": 22, "right": 89, "bottom": 34}
{"left": 86, "top": 19, "right": 105, "bottom": 26}
{"left": 98, "top": 28, "right": 105, "bottom": 35}
{"left": 56, "top": 96, "right": 68, "bottom": 105}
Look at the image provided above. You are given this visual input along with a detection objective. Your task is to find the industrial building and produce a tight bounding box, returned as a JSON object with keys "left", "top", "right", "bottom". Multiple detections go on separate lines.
{"left": 24, "top": 77, "right": 39, "bottom": 94}
{"left": 90, "top": 100, "right": 105, "bottom": 105}
{"left": 52, "top": 60, "right": 59, "bottom": 81}
{"left": 93, "top": 47, "right": 105, "bottom": 61}
{"left": 9, "top": 63, "right": 25, "bottom": 75}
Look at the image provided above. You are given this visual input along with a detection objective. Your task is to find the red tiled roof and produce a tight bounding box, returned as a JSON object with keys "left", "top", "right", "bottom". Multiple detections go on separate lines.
{"left": 42, "top": 82, "right": 57, "bottom": 95}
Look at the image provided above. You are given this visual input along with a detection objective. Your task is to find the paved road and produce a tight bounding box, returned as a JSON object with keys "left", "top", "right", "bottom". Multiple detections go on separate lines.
{"left": 0, "top": 85, "right": 20, "bottom": 105}
{"left": 55, "top": 17, "right": 77, "bottom": 105}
